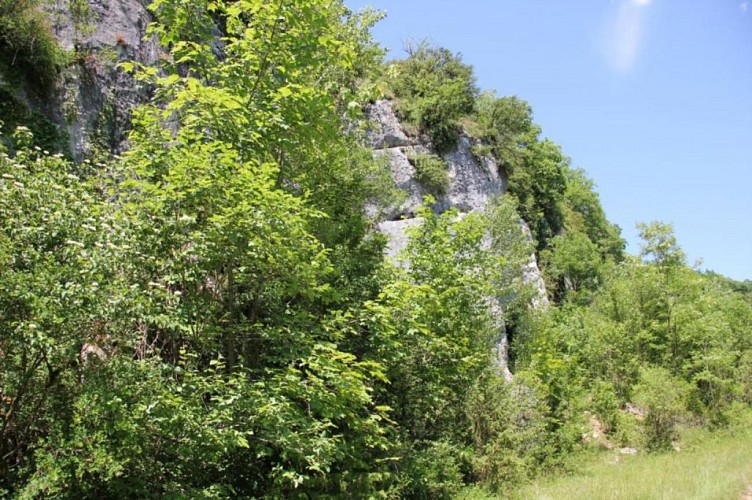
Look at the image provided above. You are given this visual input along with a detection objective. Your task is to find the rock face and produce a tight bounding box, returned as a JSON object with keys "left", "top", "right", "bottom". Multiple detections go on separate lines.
{"left": 366, "top": 99, "right": 549, "bottom": 377}
{"left": 49, "top": 0, "right": 160, "bottom": 159}
{"left": 520, "top": 221, "right": 550, "bottom": 309}
{"left": 378, "top": 217, "right": 425, "bottom": 262}
{"left": 50, "top": 0, "right": 155, "bottom": 53}
{"left": 365, "top": 100, "right": 415, "bottom": 150}
{"left": 0, "top": 0, "right": 158, "bottom": 159}
{"left": 367, "top": 100, "right": 506, "bottom": 237}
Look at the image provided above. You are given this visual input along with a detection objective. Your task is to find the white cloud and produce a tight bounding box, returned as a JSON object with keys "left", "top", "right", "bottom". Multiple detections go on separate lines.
{"left": 741, "top": 2, "right": 749, "bottom": 13}
{"left": 601, "top": 0, "right": 654, "bottom": 75}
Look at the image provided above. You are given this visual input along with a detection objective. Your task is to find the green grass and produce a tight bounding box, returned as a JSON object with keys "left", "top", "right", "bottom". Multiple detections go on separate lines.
{"left": 457, "top": 428, "right": 752, "bottom": 500}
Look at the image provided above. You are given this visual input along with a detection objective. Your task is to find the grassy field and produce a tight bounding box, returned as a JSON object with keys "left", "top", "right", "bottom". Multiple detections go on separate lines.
{"left": 459, "top": 428, "right": 752, "bottom": 500}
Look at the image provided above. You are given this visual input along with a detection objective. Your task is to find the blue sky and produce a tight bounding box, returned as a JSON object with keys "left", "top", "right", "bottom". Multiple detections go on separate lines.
{"left": 346, "top": 0, "right": 752, "bottom": 280}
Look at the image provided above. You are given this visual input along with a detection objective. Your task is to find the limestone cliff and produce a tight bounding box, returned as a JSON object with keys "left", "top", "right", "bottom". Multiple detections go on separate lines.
{"left": 366, "top": 99, "right": 547, "bottom": 299}
{"left": 366, "top": 100, "right": 505, "bottom": 252}
{"left": 51, "top": 0, "right": 160, "bottom": 159}
{"left": 365, "top": 99, "right": 549, "bottom": 378}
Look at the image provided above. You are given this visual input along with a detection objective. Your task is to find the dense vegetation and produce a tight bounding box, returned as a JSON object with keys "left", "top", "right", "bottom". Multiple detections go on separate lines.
{"left": 0, "top": 0, "right": 64, "bottom": 90}
{"left": 1, "top": 0, "right": 751, "bottom": 497}
{"left": 0, "top": 0, "right": 68, "bottom": 152}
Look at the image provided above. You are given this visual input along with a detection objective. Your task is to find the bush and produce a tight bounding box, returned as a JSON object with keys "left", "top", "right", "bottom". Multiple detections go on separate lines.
{"left": 613, "top": 411, "right": 645, "bottom": 448}
{"left": 398, "top": 441, "right": 467, "bottom": 500}
{"left": 738, "top": 351, "right": 752, "bottom": 405}
{"left": 633, "top": 367, "right": 690, "bottom": 451}
{"left": 407, "top": 151, "right": 450, "bottom": 195}
{"left": 465, "top": 371, "right": 550, "bottom": 492}
{"left": 591, "top": 380, "right": 620, "bottom": 433}
{"left": 389, "top": 42, "right": 477, "bottom": 153}
{"left": 0, "top": 0, "right": 65, "bottom": 92}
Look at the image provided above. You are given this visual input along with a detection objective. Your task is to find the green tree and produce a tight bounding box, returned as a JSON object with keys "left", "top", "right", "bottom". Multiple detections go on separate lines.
{"left": 563, "top": 168, "right": 624, "bottom": 261}
{"left": 388, "top": 205, "right": 501, "bottom": 444}
{"left": 465, "top": 370, "right": 550, "bottom": 491}
{"left": 471, "top": 92, "right": 568, "bottom": 250}
{"left": 4, "top": 0, "right": 400, "bottom": 495}
{"left": 472, "top": 92, "right": 535, "bottom": 172}
{"left": 637, "top": 221, "right": 686, "bottom": 269}
{"left": 542, "top": 231, "right": 602, "bottom": 302}
{"left": 370, "top": 197, "right": 547, "bottom": 493}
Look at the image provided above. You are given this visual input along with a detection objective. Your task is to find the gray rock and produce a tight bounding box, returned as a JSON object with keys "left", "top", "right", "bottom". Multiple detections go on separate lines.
{"left": 439, "top": 134, "right": 505, "bottom": 214}
{"left": 2, "top": 0, "right": 163, "bottom": 159}
{"left": 50, "top": 0, "right": 156, "bottom": 55}
{"left": 489, "top": 299, "right": 514, "bottom": 381}
{"left": 520, "top": 220, "right": 550, "bottom": 309}
{"left": 57, "top": 0, "right": 161, "bottom": 159}
{"left": 368, "top": 100, "right": 505, "bottom": 220}
{"left": 377, "top": 217, "right": 424, "bottom": 262}
{"left": 373, "top": 146, "right": 428, "bottom": 219}
{"left": 365, "top": 100, "right": 414, "bottom": 149}
{"left": 524, "top": 252, "right": 550, "bottom": 309}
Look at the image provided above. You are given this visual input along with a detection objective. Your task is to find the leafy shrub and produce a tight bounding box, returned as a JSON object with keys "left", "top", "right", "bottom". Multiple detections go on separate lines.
{"left": 398, "top": 441, "right": 467, "bottom": 499}
{"left": 472, "top": 92, "right": 535, "bottom": 160}
{"left": 0, "top": 128, "right": 134, "bottom": 492}
{"left": 739, "top": 351, "right": 752, "bottom": 405}
{"left": 407, "top": 151, "right": 450, "bottom": 194}
{"left": 591, "top": 381, "right": 620, "bottom": 433}
{"left": 389, "top": 42, "right": 477, "bottom": 153}
{"left": 0, "top": 0, "right": 65, "bottom": 91}
{"left": 613, "top": 411, "right": 645, "bottom": 448}
{"left": 465, "top": 371, "right": 550, "bottom": 492}
{"left": 633, "top": 367, "right": 690, "bottom": 451}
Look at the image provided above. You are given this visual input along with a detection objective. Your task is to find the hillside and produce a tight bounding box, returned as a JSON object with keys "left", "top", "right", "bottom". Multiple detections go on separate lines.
{"left": 1, "top": 0, "right": 751, "bottom": 497}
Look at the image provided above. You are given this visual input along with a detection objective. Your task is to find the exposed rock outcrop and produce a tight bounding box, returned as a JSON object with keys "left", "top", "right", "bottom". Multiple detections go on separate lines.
{"left": 51, "top": 0, "right": 160, "bottom": 159}
{"left": 521, "top": 220, "right": 550, "bottom": 309}
{"left": 0, "top": 0, "right": 158, "bottom": 159}
{"left": 367, "top": 100, "right": 505, "bottom": 222}
{"left": 365, "top": 99, "right": 415, "bottom": 150}
{"left": 378, "top": 217, "right": 425, "bottom": 261}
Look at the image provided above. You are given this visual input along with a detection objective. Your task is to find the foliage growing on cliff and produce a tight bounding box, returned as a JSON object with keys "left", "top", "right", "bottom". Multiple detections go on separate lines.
{"left": 472, "top": 92, "right": 566, "bottom": 249}
{"left": 0, "top": 0, "right": 71, "bottom": 152}
{"left": 0, "top": 89, "right": 65, "bottom": 153}
{"left": 0, "top": 0, "right": 64, "bottom": 90}
{"left": 407, "top": 151, "right": 450, "bottom": 194}
{"left": 388, "top": 42, "right": 478, "bottom": 153}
